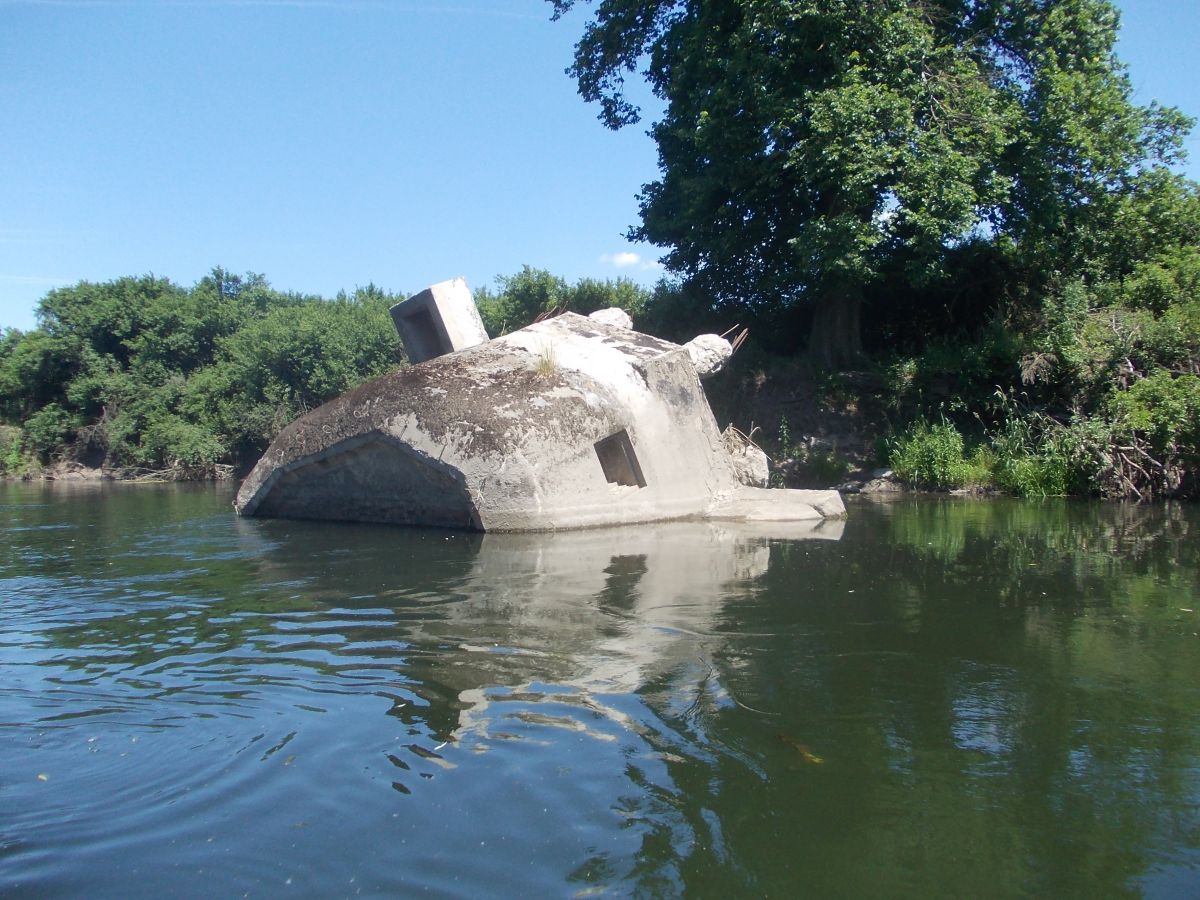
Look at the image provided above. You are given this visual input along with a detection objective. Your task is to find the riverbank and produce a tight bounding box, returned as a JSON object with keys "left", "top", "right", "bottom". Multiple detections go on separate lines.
{"left": 4, "top": 355, "right": 1192, "bottom": 502}
{"left": 704, "top": 346, "right": 1199, "bottom": 501}
{"left": 2, "top": 268, "right": 1195, "bottom": 500}
{"left": 3, "top": 459, "right": 236, "bottom": 483}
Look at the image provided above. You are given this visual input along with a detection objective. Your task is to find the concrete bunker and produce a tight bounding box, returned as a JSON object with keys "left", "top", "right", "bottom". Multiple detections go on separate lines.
{"left": 235, "top": 279, "right": 844, "bottom": 531}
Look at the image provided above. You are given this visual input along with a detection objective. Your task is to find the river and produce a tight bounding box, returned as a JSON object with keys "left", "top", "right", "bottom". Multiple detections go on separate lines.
{"left": 1, "top": 483, "right": 1197, "bottom": 897}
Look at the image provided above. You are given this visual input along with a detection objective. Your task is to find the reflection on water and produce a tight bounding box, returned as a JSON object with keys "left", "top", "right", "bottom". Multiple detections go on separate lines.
{"left": 0, "top": 484, "right": 1197, "bottom": 897}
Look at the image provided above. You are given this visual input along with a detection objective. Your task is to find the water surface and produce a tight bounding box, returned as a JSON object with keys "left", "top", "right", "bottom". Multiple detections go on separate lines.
{"left": 1, "top": 484, "right": 1198, "bottom": 897}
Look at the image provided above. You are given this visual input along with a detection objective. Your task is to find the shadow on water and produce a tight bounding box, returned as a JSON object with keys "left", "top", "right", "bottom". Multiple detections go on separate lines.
{"left": 1, "top": 483, "right": 1197, "bottom": 897}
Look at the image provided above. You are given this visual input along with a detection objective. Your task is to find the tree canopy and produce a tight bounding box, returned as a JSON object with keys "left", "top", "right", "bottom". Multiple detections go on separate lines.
{"left": 474, "top": 265, "right": 652, "bottom": 336}
{"left": 0, "top": 270, "right": 405, "bottom": 475}
{"left": 549, "top": 0, "right": 1195, "bottom": 365}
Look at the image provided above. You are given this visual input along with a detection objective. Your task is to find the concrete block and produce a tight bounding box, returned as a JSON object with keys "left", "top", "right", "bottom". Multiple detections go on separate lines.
{"left": 723, "top": 425, "right": 770, "bottom": 487}
{"left": 389, "top": 277, "right": 489, "bottom": 364}
{"left": 588, "top": 307, "right": 633, "bottom": 330}
{"left": 684, "top": 333, "right": 732, "bottom": 377}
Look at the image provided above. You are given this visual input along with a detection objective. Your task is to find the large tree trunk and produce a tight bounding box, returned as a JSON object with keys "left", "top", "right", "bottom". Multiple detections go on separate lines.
{"left": 807, "top": 288, "right": 864, "bottom": 369}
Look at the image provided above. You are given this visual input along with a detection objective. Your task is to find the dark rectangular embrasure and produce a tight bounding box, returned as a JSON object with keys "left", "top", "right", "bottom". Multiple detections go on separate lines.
{"left": 595, "top": 430, "right": 647, "bottom": 488}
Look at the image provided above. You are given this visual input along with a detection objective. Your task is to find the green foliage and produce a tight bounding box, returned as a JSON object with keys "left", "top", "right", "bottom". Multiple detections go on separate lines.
{"left": 985, "top": 410, "right": 1074, "bottom": 498}
{"left": 879, "top": 317, "right": 1024, "bottom": 419}
{"left": 475, "top": 267, "right": 568, "bottom": 336}
{"left": 1113, "top": 245, "right": 1200, "bottom": 315}
{"left": 36, "top": 275, "right": 187, "bottom": 365}
{"left": 176, "top": 286, "right": 402, "bottom": 464}
{"left": 570, "top": 276, "right": 650, "bottom": 320}
{"left": 873, "top": 207, "right": 1200, "bottom": 498}
{"left": 1116, "top": 247, "right": 1200, "bottom": 374}
{"left": 636, "top": 279, "right": 722, "bottom": 342}
{"left": 1110, "top": 371, "right": 1200, "bottom": 459}
{"left": 217, "top": 292, "right": 399, "bottom": 409}
{"left": 475, "top": 266, "right": 652, "bottom": 336}
{"left": 0, "top": 328, "right": 75, "bottom": 420}
{"left": 1040, "top": 280, "right": 1092, "bottom": 375}
{"left": 801, "top": 447, "right": 851, "bottom": 486}
{"left": 0, "top": 271, "right": 405, "bottom": 475}
{"left": 551, "top": 0, "right": 1194, "bottom": 365}
{"left": 140, "top": 414, "right": 227, "bottom": 471}
{"left": 1018, "top": 244, "right": 1200, "bottom": 396}
{"left": 888, "top": 419, "right": 988, "bottom": 491}
{"left": 0, "top": 425, "right": 24, "bottom": 475}
{"left": 22, "top": 403, "right": 79, "bottom": 459}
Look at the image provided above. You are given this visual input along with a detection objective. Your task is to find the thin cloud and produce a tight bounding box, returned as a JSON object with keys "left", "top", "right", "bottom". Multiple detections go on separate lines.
{"left": 600, "top": 252, "right": 662, "bottom": 272}
{"left": 603, "top": 252, "right": 641, "bottom": 268}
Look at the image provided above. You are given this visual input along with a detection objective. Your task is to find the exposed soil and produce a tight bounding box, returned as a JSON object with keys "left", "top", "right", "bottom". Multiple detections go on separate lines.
{"left": 702, "top": 358, "right": 895, "bottom": 490}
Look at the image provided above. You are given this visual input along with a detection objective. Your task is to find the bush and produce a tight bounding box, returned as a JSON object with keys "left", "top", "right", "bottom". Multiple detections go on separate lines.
{"left": 1139, "top": 300, "right": 1200, "bottom": 372}
{"left": 876, "top": 317, "right": 1024, "bottom": 419}
{"left": 888, "top": 419, "right": 987, "bottom": 490}
{"left": 140, "top": 414, "right": 227, "bottom": 472}
{"left": 771, "top": 418, "right": 851, "bottom": 486}
{"left": 1106, "top": 371, "right": 1200, "bottom": 495}
{"left": 0, "top": 425, "right": 24, "bottom": 474}
{"left": 986, "top": 408, "right": 1068, "bottom": 497}
{"left": 1110, "top": 370, "right": 1200, "bottom": 456}
{"left": 22, "top": 403, "right": 78, "bottom": 460}
{"left": 990, "top": 444, "right": 1069, "bottom": 497}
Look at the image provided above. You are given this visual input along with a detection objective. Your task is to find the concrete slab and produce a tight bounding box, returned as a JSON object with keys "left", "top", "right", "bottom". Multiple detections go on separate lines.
{"left": 707, "top": 487, "right": 846, "bottom": 521}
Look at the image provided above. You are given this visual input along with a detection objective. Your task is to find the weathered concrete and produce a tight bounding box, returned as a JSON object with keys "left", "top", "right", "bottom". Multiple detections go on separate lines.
{"left": 389, "top": 277, "right": 489, "bottom": 364}
{"left": 588, "top": 307, "right": 633, "bottom": 330}
{"left": 723, "top": 425, "right": 771, "bottom": 488}
{"left": 236, "top": 287, "right": 845, "bottom": 531}
{"left": 684, "top": 333, "right": 733, "bottom": 378}
{"left": 708, "top": 486, "right": 844, "bottom": 521}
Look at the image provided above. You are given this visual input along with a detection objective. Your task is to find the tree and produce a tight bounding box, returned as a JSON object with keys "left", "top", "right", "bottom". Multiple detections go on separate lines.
{"left": 2, "top": 270, "right": 406, "bottom": 472}
{"left": 475, "top": 267, "right": 571, "bottom": 336}
{"left": 0, "top": 328, "right": 74, "bottom": 422}
{"left": 549, "top": 0, "right": 1193, "bottom": 366}
{"left": 474, "top": 265, "right": 652, "bottom": 336}
{"left": 200, "top": 286, "right": 403, "bottom": 455}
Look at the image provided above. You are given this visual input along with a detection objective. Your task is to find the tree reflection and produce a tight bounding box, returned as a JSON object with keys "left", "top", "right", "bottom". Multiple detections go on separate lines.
{"left": 9, "top": 487, "right": 1198, "bottom": 896}
{"left": 687, "top": 498, "right": 1200, "bottom": 896}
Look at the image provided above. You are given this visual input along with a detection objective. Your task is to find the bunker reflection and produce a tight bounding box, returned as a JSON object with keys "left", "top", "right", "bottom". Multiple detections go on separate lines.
{"left": 234, "top": 517, "right": 844, "bottom": 747}
{"left": 4, "top": 485, "right": 1196, "bottom": 897}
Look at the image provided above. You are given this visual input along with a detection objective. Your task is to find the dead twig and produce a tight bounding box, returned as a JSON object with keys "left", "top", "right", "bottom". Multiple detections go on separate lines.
{"left": 725, "top": 425, "right": 764, "bottom": 451}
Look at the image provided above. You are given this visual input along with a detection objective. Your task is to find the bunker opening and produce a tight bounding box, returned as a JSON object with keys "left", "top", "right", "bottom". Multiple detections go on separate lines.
{"left": 595, "top": 430, "right": 646, "bottom": 488}
{"left": 397, "top": 306, "right": 451, "bottom": 363}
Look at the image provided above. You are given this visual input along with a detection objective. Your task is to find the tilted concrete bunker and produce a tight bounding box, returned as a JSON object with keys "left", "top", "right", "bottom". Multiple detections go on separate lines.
{"left": 234, "top": 279, "right": 844, "bottom": 530}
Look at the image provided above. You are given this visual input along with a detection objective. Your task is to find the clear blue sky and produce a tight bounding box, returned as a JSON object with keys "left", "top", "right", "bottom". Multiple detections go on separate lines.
{"left": 2, "top": 0, "right": 1197, "bottom": 332}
